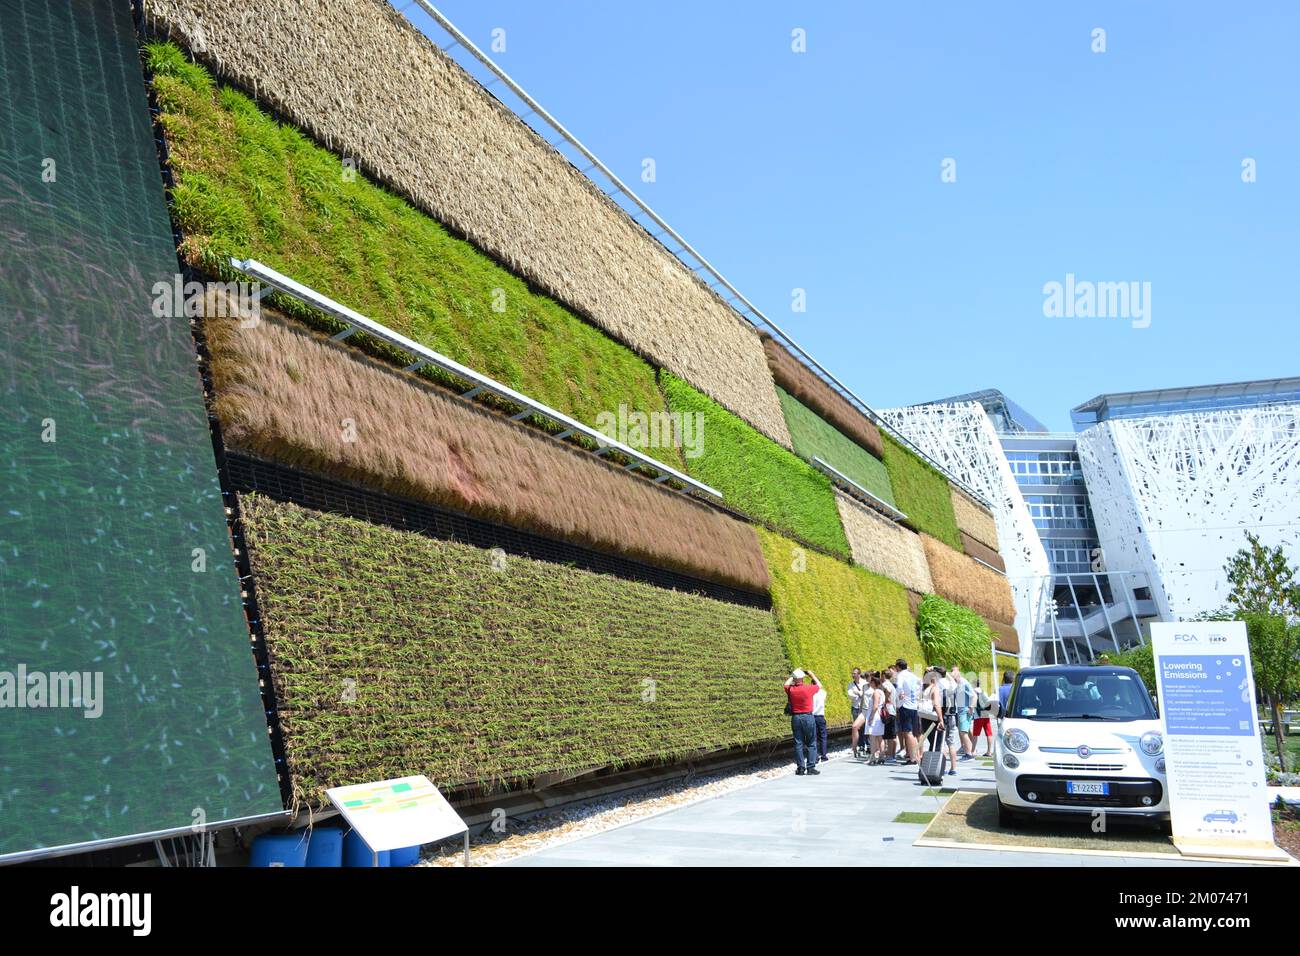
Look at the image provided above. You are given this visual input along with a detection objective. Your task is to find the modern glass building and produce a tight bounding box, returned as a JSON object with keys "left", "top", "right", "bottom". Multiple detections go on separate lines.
{"left": 890, "top": 390, "right": 1156, "bottom": 665}
{"left": 891, "top": 377, "right": 1300, "bottom": 663}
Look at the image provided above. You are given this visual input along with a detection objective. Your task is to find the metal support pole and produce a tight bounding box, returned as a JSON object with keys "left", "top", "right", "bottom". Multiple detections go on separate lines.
{"left": 1065, "top": 575, "right": 1094, "bottom": 662}
{"left": 1093, "top": 571, "right": 1121, "bottom": 652}
{"left": 463, "top": 831, "right": 470, "bottom": 868}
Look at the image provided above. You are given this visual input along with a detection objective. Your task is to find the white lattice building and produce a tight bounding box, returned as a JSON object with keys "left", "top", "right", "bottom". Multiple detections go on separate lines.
{"left": 879, "top": 401, "right": 1052, "bottom": 657}
{"left": 1075, "top": 403, "right": 1300, "bottom": 621}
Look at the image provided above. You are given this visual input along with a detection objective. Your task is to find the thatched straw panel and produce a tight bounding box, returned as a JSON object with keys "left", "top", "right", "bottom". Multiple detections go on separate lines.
{"left": 950, "top": 485, "right": 999, "bottom": 550}
{"left": 985, "top": 619, "right": 1020, "bottom": 655}
{"left": 205, "top": 309, "right": 771, "bottom": 594}
{"left": 960, "top": 531, "right": 1006, "bottom": 573}
{"left": 920, "top": 534, "right": 1016, "bottom": 625}
{"left": 834, "top": 491, "right": 932, "bottom": 595}
{"left": 142, "top": 0, "right": 792, "bottom": 448}
{"left": 761, "top": 333, "right": 882, "bottom": 459}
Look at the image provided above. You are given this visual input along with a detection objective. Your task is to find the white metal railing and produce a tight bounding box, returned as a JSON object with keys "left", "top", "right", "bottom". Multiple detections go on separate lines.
{"left": 393, "top": 1, "right": 992, "bottom": 510}
{"left": 228, "top": 258, "right": 723, "bottom": 501}
{"left": 811, "top": 456, "right": 908, "bottom": 523}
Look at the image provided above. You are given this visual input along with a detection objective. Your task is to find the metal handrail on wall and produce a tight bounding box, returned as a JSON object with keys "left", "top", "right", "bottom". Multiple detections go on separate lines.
{"left": 396, "top": 1, "right": 993, "bottom": 511}
{"left": 228, "top": 258, "right": 725, "bottom": 502}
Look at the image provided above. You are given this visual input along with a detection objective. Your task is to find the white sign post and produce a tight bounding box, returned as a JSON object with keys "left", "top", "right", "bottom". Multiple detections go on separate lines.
{"left": 1150, "top": 621, "right": 1288, "bottom": 862}
{"left": 325, "top": 775, "right": 470, "bottom": 866}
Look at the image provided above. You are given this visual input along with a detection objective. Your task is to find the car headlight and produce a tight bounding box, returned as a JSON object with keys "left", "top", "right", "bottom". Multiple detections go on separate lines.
{"left": 1003, "top": 728, "right": 1029, "bottom": 753}
{"left": 1155, "top": 756, "right": 1166, "bottom": 773}
{"left": 1140, "top": 731, "right": 1163, "bottom": 756}
{"left": 1003, "top": 754, "right": 1020, "bottom": 769}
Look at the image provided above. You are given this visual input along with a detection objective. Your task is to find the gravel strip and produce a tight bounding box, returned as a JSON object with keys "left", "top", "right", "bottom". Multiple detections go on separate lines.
{"left": 420, "top": 742, "right": 862, "bottom": 867}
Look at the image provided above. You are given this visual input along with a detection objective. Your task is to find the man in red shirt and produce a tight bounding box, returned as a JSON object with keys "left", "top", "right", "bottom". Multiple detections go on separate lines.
{"left": 784, "top": 669, "right": 822, "bottom": 775}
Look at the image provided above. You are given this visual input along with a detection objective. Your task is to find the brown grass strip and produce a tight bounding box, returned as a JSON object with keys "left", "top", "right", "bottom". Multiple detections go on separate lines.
{"left": 761, "top": 333, "right": 883, "bottom": 459}
{"left": 985, "top": 618, "right": 1020, "bottom": 654}
{"left": 960, "top": 531, "right": 1006, "bottom": 573}
{"left": 920, "top": 534, "right": 1016, "bottom": 625}
{"left": 206, "top": 309, "right": 770, "bottom": 593}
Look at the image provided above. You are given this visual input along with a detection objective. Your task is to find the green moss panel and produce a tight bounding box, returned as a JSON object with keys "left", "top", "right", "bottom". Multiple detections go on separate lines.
{"left": 146, "top": 42, "right": 680, "bottom": 468}
{"left": 240, "top": 495, "right": 793, "bottom": 805}
{"left": 776, "top": 386, "right": 896, "bottom": 506}
{"left": 757, "top": 527, "right": 923, "bottom": 724}
{"left": 881, "top": 432, "right": 963, "bottom": 549}
{"left": 661, "top": 373, "right": 851, "bottom": 559}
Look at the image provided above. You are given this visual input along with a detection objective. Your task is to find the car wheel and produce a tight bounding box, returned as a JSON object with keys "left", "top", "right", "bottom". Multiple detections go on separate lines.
{"left": 997, "top": 799, "right": 1023, "bottom": 829}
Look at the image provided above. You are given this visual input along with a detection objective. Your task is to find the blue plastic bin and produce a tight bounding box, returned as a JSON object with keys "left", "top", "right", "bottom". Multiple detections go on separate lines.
{"left": 305, "top": 827, "right": 345, "bottom": 867}
{"left": 249, "top": 832, "right": 309, "bottom": 867}
{"left": 343, "top": 829, "right": 390, "bottom": 867}
{"left": 389, "top": 844, "right": 421, "bottom": 867}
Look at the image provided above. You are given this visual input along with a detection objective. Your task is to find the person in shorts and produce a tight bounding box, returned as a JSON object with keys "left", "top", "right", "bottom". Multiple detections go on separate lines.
{"left": 848, "top": 668, "right": 868, "bottom": 757}
{"left": 893, "top": 658, "right": 922, "bottom": 764}
{"left": 971, "top": 677, "right": 995, "bottom": 756}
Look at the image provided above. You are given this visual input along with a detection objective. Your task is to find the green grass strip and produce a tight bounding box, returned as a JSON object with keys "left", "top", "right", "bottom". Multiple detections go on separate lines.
{"left": 240, "top": 495, "right": 792, "bottom": 806}
{"left": 881, "top": 432, "right": 962, "bottom": 549}
{"left": 758, "top": 527, "right": 923, "bottom": 723}
{"left": 146, "top": 41, "right": 680, "bottom": 468}
{"left": 777, "top": 386, "right": 895, "bottom": 505}
{"left": 661, "top": 372, "right": 850, "bottom": 557}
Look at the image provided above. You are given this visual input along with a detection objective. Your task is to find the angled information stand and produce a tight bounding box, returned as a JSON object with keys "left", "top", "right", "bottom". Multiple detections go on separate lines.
{"left": 1151, "top": 622, "right": 1291, "bottom": 863}
{"left": 326, "top": 776, "right": 469, "bottom": 866}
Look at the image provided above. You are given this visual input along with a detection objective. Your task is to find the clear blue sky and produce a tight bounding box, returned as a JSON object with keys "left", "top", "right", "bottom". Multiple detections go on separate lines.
{"left": 404, "top": 1, "right": 1298, "bottom": 431}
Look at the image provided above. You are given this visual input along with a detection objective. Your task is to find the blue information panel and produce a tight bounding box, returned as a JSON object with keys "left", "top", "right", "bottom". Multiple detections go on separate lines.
{"left": 1157, "top": 654, "right": 1256, "bottom": 736}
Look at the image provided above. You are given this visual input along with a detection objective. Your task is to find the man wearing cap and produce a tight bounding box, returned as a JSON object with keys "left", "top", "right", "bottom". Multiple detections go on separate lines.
{"left": 784, "top": 669, "right": 822, "bottom": 776}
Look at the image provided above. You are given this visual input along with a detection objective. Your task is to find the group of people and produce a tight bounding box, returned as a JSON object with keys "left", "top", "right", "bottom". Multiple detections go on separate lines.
{"left": 784, "top": 661, "right": 1016, "bottom": 776}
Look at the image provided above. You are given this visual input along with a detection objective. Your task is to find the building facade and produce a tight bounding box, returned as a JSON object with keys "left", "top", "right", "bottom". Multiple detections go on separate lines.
{"left": 1072, "top": 380, "right": 1300, "bottom": 622}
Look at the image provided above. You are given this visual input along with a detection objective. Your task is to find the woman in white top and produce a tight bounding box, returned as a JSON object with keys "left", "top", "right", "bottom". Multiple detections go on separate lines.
{"left": 866, "top": 675, "right": 887, "bottom": 764}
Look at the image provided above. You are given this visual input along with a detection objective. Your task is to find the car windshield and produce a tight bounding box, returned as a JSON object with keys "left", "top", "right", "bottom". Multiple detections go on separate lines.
{"left": 1009, "top": 669, "right": 1155, "bottom": 721}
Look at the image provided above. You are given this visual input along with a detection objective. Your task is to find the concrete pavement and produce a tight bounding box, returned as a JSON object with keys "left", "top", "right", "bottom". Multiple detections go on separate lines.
{"left": 505, "top": 747, "right": 1245, "bottom": 867}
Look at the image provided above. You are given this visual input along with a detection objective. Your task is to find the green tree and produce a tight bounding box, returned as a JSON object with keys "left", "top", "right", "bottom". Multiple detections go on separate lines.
{"left": 1225, "top": 532, "right": 1300, "bottom": 619}
{"left": 1222, "top": 536, "right": 1299, "bottom": 770}
{"left": 1243, "top": 613, "right": 1300, "bottom": 773}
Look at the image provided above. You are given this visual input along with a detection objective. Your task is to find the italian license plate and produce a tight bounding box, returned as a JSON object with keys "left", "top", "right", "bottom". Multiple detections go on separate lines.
{"left": 1067, "top": 780, "right": 1109, "bottom": 795}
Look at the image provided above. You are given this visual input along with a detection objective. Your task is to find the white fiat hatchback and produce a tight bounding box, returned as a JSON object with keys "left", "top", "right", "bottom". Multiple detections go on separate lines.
{"left": 995, "top": 665, "right": 1168, "bottom": 827}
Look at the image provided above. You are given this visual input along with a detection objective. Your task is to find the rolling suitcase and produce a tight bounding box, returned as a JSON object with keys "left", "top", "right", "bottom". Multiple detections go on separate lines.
{"left": 918, "top": 724, "right": 947, "bottom": 786}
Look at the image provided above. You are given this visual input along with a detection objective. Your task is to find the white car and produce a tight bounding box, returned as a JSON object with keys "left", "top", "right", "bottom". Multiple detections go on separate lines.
{"left": 995, "top": 664, "right": 1168, "bottom": 827}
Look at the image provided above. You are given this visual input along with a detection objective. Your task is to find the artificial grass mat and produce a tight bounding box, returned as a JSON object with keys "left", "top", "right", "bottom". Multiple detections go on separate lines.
{"left": 917, "top": 792, "right": 1176, "bottom": 855}
{"left": 894, "top": 811, "right": 937, "bottom": 825}
{"left": 239, "top": 495, "right": 792, "bottom": 806}
{"left": 147, "top": 42, "right": 681, "bottom": 469}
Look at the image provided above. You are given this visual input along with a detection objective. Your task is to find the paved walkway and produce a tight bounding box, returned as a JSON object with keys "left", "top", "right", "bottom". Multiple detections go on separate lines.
{"left": 506, "top": 748, "right": 1245, "bottom": 867}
